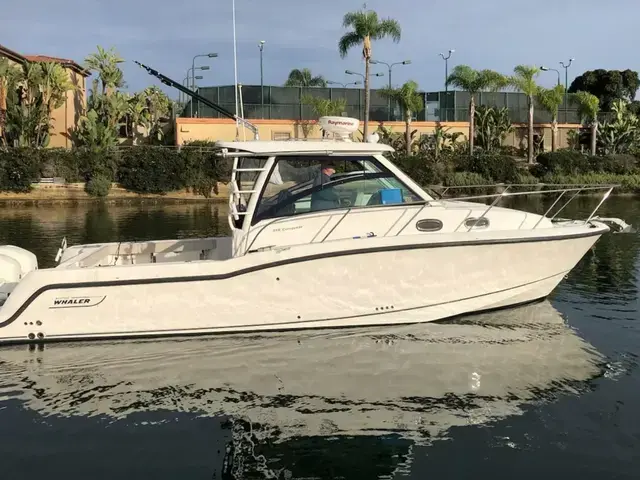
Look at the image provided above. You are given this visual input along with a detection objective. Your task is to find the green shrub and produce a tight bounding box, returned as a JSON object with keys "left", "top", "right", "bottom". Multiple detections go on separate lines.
{"left": 0, "top": 148, "right": 41, "bottom": 192}
{"left": 444, "top": 171, "right": 488, "bottom": 186}
{"left": 180, "top": 142, "right": 231, "bottom": 197}
{"left": 540, "top": 173, "right": 640, "bottom": 193}
{"left": 36, "top": 148, "right": 82, "bottom": 182}
{"left": 85, "top": 174, "right": 112, "bottom": 197}
{"left": 455, "top": 152, "right": 520, "bottom": 183}
{"left": 534, "top": 150, "right": 593, "bottom": 176}
{"left": 76, "top": 148, "right": 119, "bottom": 182}
{"left": 116, "top": 147, "right": 184, "bottom": 194}
{"left": 392, "top": 153, "right": 451, "bottom": 186}
{"left": 596, "top": 154, "right": 639, "bottom": 175}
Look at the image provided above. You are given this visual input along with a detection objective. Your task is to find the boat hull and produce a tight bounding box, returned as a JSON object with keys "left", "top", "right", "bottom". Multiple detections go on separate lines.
{"left": 0, "top": 226, "right": 604, "bottom": 344}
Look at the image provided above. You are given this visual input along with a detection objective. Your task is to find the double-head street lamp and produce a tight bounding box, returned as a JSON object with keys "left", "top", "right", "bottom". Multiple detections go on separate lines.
{"left": 439, "top": 49, "right": 455, "bottom": 92}
{"left": 190, "top": 53, "right": 218, "bottom": 116}
{"left": 181, "top": 75, "right": 203, "bottom": 104}
{"left": 327, "top": 80, "right": 362, "bottom": 88}
{"left": 345, "top": 70, "right": 384, "bottom": 80}
{"left": 370, "top": 59, "right": 411, "bottom": 120}
{"left": 560, "top": 58, "right": 575, "bottom": 123}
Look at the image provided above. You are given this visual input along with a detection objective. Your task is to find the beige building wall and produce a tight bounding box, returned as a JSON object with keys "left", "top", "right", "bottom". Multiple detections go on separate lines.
{"left": 176, "top": 118, "right": 582, "bottom": 152}
{"left": 47, "top": 68, "right": 88, "bottom": 148}
{"left": 0, "top": 45, "right": 88, "bottom": 148}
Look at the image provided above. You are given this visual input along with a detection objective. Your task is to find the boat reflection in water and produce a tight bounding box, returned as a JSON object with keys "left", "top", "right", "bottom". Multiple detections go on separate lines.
{"left": 0, "top": 301, "right": 604, "bottom": 476}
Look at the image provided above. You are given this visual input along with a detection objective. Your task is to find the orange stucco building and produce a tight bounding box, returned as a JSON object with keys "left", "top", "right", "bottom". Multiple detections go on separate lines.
{"left": 175, "top": 117, "right": 580, "bottom": 152}
{"left": 0, "top": 44, "right": 89, "bottom": 148}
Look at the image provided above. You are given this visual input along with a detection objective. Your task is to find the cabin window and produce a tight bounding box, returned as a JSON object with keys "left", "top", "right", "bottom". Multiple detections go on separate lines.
{"left": 416, "top": 219, "right": 443, "bottom": 232}
{"left": 464, "top": 217, "right": 490, "bottom": 229}
{"left": 252, "top": 155, "right": 423, "bottom": 225}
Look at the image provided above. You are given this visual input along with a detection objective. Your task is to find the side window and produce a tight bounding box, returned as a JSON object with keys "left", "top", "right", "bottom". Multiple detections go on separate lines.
{"left": 252, "top": 156, "right": 422, "bottom": 224}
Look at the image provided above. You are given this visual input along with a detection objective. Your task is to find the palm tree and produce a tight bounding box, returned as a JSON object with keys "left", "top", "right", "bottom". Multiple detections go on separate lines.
{"left": 445, "top": 65, "right": 508, "bottom": 156}
{"left": 378, "top": 80, "right": 424, "bottom": 154}
{"left": 84, "top": 45, "right": 125, "bottom": 95}
{"left": 572, "top": 91, "right": 600, "bottom": 155}
{"left": 0, "top": 58, "right": 19, "bottom": 145}
{"left": 338, "top": 5, "right": 401, "bottom": 142}
{"left": 536, "top": 84, "right": 565, "bottom": 152}
{"left": 301, "top": 94, "right": 347, "bottom": 137}
{"left": 284, "top": 68, "right": 327, "bottom": 87}
{"left": 509, "top": 65, "right": 541, "bottom": 163}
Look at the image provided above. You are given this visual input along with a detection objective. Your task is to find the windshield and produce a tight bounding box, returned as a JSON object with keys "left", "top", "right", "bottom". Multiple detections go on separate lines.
{"left": 252, "top": 156, "right": 423, "bottom": 225}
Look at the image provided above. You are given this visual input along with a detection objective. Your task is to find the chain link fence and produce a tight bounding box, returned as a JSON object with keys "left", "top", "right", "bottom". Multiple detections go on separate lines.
{"left": 181, "top": 86, "right": 582, "bottom": 124}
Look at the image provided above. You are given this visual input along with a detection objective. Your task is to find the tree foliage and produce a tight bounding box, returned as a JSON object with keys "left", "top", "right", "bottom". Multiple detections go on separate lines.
{"left": 284, "top": 68, "right": 326, "bottom": 87}
{"left": 568, "top": 69, "right": 639, "bottom": 111}
{"left": 445, "top": 65, "right": 507, "bottom": 156}
{"left": 378, "top": 80, "right": 424, "bottom": 154}
{"left": 338, "top": 5, "right": 401, "bottom": 141}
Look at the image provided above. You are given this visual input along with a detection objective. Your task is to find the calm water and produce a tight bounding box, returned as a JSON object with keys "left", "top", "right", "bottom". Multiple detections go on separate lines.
{"left": 0, "top": 198, "right": 638, "bottom": 479}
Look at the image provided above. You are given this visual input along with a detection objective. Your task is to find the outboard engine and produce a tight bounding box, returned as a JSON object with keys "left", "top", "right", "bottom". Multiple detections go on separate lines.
{"left": 0, "top": 246, "right": 38, "bottom": 306}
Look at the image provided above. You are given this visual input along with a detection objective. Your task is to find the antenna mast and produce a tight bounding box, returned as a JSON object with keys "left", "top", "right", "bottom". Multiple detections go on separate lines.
{"left": 232, "top": 0, "right": 240, "bottom": 139}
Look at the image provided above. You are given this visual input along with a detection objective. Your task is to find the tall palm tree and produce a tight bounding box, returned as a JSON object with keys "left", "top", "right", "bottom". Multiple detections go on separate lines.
{"left": 509, "top": 65, "right": 540, "bottom": 163}
{"left": 378, "top": 80, "right": 424, "bottom": 154}
{"left": 536, "top": 84, "right": 565, "bottom": 152}
{"left": 284, "top": 68, "right": 327, "bottom": 87}
{"left": 338, "top": 5, "right": 401, "bottom": 141}
{"left": 572, "top": 91, "right": 600, "bottom": 155}
{"left": 445, "top": 65, "right": 508, "bottom": 156}
{"left": 84, "top": 45, "right": 125, "bottom": 95}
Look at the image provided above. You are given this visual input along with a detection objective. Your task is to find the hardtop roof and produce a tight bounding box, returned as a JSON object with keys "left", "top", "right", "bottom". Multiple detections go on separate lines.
{"left": 215, "top": 140, "right": 394, "bottom": 155}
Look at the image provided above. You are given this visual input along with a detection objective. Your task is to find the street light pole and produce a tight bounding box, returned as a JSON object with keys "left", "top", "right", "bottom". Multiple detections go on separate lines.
{"left": 540, "top": 66, "right": 561, "bottom": 86}
{"left": 191, "top": 52, "right": 218, "bottom": 117}
{"left": 560, "top": 58, "right": 574, "bottom": 123}
{"left": 439, "top": 49, "right": 455, "bottom": 93}
{"left": 370, "top": 59, "right": 411, "bottom": 120}
{"left": 259, "top": 41, "right": 265, "bottom": 118}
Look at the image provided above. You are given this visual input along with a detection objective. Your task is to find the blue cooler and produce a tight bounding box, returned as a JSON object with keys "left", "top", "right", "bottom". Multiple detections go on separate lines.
{"left": 379, "top": 188, "right": 403, "bottom": 205}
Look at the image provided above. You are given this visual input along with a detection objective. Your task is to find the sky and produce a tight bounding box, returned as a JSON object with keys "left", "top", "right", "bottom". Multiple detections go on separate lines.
{"left": 1, "top": 0, "right": 638, "bottom": 100}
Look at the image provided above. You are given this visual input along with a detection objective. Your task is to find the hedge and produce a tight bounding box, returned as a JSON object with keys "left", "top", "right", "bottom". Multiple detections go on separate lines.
{"left": 2, "top": 145, "right": 640, "bottom": 196}
{"left": 0, "top": 143, "right": 231, "bottom": 196}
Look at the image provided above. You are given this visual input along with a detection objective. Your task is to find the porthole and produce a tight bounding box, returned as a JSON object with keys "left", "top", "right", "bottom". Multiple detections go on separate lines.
{"left": 416, "top": 219, "right": 443, "bottom": 232}
{"left": 464, "top": 217, "right": 490, "bottom": 229}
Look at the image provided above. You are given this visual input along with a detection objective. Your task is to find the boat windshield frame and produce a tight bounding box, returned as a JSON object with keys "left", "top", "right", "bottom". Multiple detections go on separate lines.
{"left": 250, "top": 154, "right": 426, "bottom": 226}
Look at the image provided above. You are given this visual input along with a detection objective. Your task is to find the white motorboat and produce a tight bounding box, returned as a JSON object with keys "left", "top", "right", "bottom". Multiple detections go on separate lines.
{"left": 0, "top": 116, "right": 631, "bottom": 345}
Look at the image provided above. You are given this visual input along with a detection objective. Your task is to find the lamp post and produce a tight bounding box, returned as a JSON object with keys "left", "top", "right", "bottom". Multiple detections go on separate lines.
{"left": 540, "top": 66, "right": 561, "bottom": 86}
{"left": 370, "top": 59, "right": 411, "bottom": 120}
{"left": 346, "top": 70, "right": 384, "bottom": 122}
{"left": 560, "top": 58, "right": 574, "bottom": 123}
{"left": 439, "top": 49, "right": 455, "bottom": 122}
{"left": 439, "top": 49, "right": 455, "bottom": 92}
{"left": 182, "top": 75, "right": 202, "bottom": 108}
{"left": 258, "top": 41, "right": 265, "bottom": 118}
{"left": 186, "top": 66, "right": 209, "bottom": 117}
{"left": 191, "top": 53, "right": 218, "bottom": 116}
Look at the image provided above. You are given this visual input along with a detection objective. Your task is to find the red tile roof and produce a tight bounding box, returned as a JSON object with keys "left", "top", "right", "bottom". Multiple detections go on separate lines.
{"left": 23, "top": 54, "right": 90, "bottom": 77}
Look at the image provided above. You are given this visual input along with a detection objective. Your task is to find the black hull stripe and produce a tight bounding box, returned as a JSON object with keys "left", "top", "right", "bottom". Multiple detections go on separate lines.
{"left": 0, "top": 228, "right": 602, "bottom": 328}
